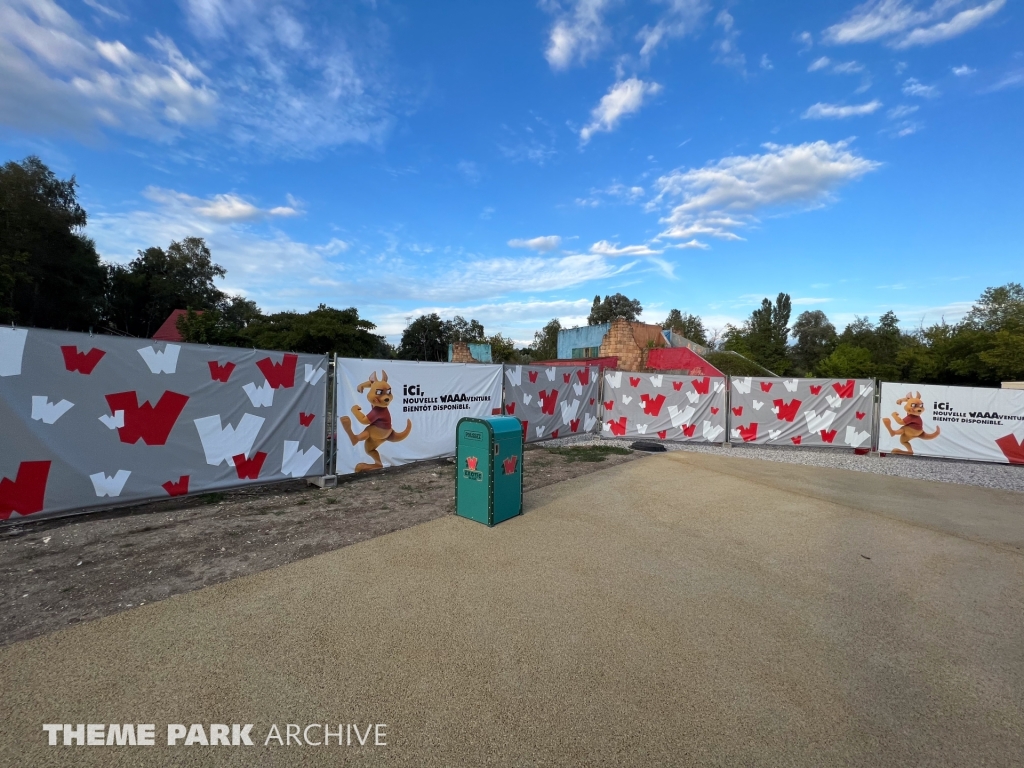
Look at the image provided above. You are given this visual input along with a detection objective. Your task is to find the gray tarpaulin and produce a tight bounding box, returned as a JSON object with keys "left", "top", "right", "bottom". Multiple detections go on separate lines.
{"left": 0, "top": 327, "right": 327, "bottom": 523}
{"left": 601, "top": 371, "right": 727, "bottom": 442}
{"left": 502, "top": 364, "right": 601, "bottom": 442}
{"left": 727, "top": 376, "right": 874, "bottom": 447}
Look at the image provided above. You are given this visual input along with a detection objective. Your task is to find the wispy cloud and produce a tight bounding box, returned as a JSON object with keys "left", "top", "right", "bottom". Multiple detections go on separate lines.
{"left": 712, "top": 10, "right": 746, "bottom": 73}
{"left": 0, "top": 0, "right": 215, "bottom": 140}
{"left": 580, "top": 77, "right": 662, "bottom": 144}
{"left": 808, "top": 56, "right": 832, "bottom": 71}
{"left": 802, "top": 100, "right": 883, "bottom": 119}
{"left": 648, "top": 140, "right": 881, "bottom": 242}
{"left": 543, "top": 0, "right": 614, "bottom": 70}
{"left": 903, "top": 77, "right": 940, "bottom": 97}
{"left": 823, "top": 0, "right": 1006, "bottom": 49}
{"left": 142, "top": 187, "right": 301, "bottom": 221}
{"left": 508, "top": 235, "right": 562, "bottom": 253}
{"left": 637, "top": 0, "right": 710, "bottom": 61}
{"left": 952, "top": 64, "right": 977, "bottom": 76}
{"left": 575, "top": 183, "right": 645, "bottom": 207}
{"left": 589, "top": 240, "right": 663, "bottom": 256}
{"left": 887, "top": 104, "right": 919, "bottom": 119}
{"left": 982, "top": 68, "right": 1024, "bottom": 92}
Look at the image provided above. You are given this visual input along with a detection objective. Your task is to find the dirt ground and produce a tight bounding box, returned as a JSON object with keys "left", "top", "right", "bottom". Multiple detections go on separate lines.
{"left": 0, "top": 444, "right": 641, "bottom": 647}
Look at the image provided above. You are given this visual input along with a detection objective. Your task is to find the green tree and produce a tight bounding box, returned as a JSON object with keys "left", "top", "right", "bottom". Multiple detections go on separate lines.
{"left": 531, "top": 318, "right": 561, "bottom": 360}
{"left": 790, "top": 310, "right": 837, "bottom": 375}
{"left": 588, "top": 293, "right": 642, "bottom": 325}
{"left": 104, "top": 237, "right": 227, "bottom": 337}
{"left": 662, "top": 309, "right": 708, "bottom": 345}
{"left": 0, "top": 156, "right": 105, "bottom": 329}
{"left": 727, "top": 293, "right": 792, "bottom": 374}
{"left": 444, "top": 315, "right": 485, "bottom": 343}
{"left": 488, "top": 333, "right": 517, "bottom": 363}
{"left": 399, "top": 313, "right": 449, "bottom": 361}
{"left": 815, "top": 344, "right": 874, "bottom": 378}
{"left": 241, "top": 305, "right": 383, "bottom": 356}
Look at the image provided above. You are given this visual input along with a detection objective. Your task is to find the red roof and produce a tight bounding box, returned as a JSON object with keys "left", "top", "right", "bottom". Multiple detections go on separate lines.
{"left": 152, "top": 309, "right": 199, "bottom": 342}
{"left": 646, "top": 347, "right": 724, "bottom": 376}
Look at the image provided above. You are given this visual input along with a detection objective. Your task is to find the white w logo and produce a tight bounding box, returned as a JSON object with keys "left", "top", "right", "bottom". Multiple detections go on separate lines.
{"left": 194, "top": 414, "right": 265, "bottom": 466}
{"left": 138, "top": 344, "right": 180, "bottom": 374}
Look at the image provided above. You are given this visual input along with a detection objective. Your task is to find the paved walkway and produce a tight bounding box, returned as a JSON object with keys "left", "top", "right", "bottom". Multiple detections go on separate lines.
{"left": 2, "top": 452, "right": 1023, "bottom": 767}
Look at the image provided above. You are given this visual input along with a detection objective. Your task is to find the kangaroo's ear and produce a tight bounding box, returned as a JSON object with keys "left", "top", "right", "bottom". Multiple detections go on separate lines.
{"left": 369, "top": 371, "right": 378, "bottom": 383}
{"left": 915, "top": 391, "right": 921, "bottom": 400}
{"left": 381, "top": 370, "right": 388, "bottom": 382}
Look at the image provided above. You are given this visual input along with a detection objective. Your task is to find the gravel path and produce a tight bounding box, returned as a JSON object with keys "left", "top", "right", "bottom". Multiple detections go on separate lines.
{"left": 544, "top": 434, "right": 1024, "bottom": 494}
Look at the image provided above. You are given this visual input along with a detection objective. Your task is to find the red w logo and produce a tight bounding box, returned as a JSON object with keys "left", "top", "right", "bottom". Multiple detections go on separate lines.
{"left": 208, "top": 361, "right": 235, "bottom": 382}
{"left": 528, "top": 371, "right": 538, "bottom": 383}
{"left": 810, "top": 385, "right": 822, "bottom": 395}
{"left": 576, "top": 368, "right": 590, "bottom": 385}
{"left": 772, "top": 398, "right": 802, "bottom": 422}
{"left": 299, "top": 412, "right": 316, "bottom": 427}
{"left": 737, "top": 423, "right": 758, "bottom": 442}
{"left": 995, "top": 434, "right": 1024, "bottom": 465}
{"left": 233, "top": 452, "right": 268, "bottom": 480}
{"left": 503, "top": 455, "right": 518, "bottom": 475}
{"left": 505, "top": 402, "right": 516, "bottom": 415}
{"left": 832, "top": 379, "right": 854, "bottom": 398}
{"left": 640, "top": 393, "right": 666, "bottom": 417}
{"left": 0, "top": 461, "right": 51, "bottom": 520}
{"left": 570, "top": 418, "right": 580, "bottom": 433}
{"left": 466, "top": 456, "right": 479, "bottom": 471}
{"left": 820, "top": 429, "right": 838, "bottom": 443}
{"left": 162, "top": 476, "right": 190, "bottom": 497}
{"left": 682, "top": 424, "right": 696, "bottom": 438}
{"left": 104, "top": 391, "right": 189, "bottom": 445}
{"left": 760, "top": 381, "right": 773, "bottom": 392}
{"left": 538, "top": 389, "right": 559, "bottom": 416}
{"left": 692, "top": 377, "right": 710, "bottom": 395}
{"left": 608, "top": 417, "right": 627, "bottom": 436}
{"left": 672, "top": 381, "right": 683, "bottom": 391}
{"left": 629, "top": 376, "right": 641, "bottom": 388}
{"left": 256, "top": 353, "right": 298, "bottom": 389}
{"left": 61, "top": 346, "right": 105, "bottom": 374}
{"left": 563, "top": 372, "right": 571, "bottom": 383}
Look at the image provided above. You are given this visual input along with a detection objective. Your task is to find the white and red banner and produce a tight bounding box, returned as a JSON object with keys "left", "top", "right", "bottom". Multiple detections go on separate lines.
{"left": 503, "top": 364, "right": 600, "bottom": 442}
{"left": 601, "top": 372, "right": 728, "bottom": 443}
{"left": 878, "top": 383, "right": 1024, "bottom": 464}
{"left": 728, "top": 377, "right": 875, "bottom": 448}
{"left": 335, "top": 359, "right": 503, "bottom": 475}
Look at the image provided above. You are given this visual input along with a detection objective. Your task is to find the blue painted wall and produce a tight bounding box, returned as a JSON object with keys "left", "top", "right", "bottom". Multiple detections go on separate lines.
{"left": 556, "top": 324, "right": 609, "bottom": 360}
{"left": 447, "top": 342, "right": 493, "bottom": 363}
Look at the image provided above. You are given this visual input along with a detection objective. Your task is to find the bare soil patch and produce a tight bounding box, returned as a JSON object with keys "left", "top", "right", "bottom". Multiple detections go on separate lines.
{"left": 0, "top": 445, "right": 640, "bottom": 646}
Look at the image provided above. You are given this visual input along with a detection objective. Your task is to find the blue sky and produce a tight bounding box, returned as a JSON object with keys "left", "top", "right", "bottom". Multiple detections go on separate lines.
{"left": 1, "top": 0, "right": 1021, "bottom": 345}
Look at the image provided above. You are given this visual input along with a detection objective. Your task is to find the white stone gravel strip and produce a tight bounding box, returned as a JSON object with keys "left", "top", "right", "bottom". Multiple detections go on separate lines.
{"left": 542, "top": 434, "right": 1024, "bottom": 494}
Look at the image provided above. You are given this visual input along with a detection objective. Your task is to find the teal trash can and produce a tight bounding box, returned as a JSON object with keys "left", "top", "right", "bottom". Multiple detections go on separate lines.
{"left": 455, "top": 416, "right": 524, "bottom": 526}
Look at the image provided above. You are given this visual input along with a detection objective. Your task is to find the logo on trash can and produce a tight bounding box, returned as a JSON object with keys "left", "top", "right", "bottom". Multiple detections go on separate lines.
{"left": 502, "top": 455, "right": 518, "bottom": 475}
{"left": 463, "top": 455, "right": 483, "bottom": 481}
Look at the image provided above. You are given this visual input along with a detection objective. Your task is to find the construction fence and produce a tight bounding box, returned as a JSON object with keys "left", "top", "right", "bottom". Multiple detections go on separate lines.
{"left": 3, "top": 329, "right": 1022, "bottom": 524}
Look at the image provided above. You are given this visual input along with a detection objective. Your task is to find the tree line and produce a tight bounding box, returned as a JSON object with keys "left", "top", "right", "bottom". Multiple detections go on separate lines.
{"left": 1, "top": 156, "right": 387, "bottom": 356}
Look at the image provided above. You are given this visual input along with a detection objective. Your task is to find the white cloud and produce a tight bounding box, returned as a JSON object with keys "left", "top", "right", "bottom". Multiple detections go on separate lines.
{"left": 88, "top": 188, "right": 637, "bottom": 312}
{"left": 903, "top": 77, "right": 940, "bottom": 97}
{"left": 142, "top": 188, "right": 301, "bottom": 221}
{"left": 83, "top": 0, "right": 127, "bottom": 21}
{"left": 543, "top": 0, "right": 614, "bottom": 70}
{"left": 589, "top": 240, "right": 663, "bottom": 256}
{"left": 457, "top": 160, "right": 481, "bottom": 183}
{"left": 887, "top": 104, "right": 919, "bottom": 118}
{"left": 508, "top": 236, "right": 563, "bottom": 253}
{"left": 802, "top": 100, "right": 883, "bottom": 119}
{"left": 823, "top": 0, "right": 1006, "bottom": 49}
{"left": 637, "top": 0, "right": 710, "bottom": 60}
{"left": 983, "top": 68, "right": 1024, "bottom": 92}
{"left": 712, "top": 10, "right": 746, "bottom": 73}
{"left": 760, "top": 54, "right": 773, "bottom": 70}
{"left": 0, "top": 0, "right": 215, "bottom": 140}
{"left": 649, "top": 140, "right": 881, "bottom": 242}
{"left": 580, "top": 77, "right": 662, "bottom": 144}
{"left": 952, "top": 64, "right": 977, "bottom": 76}
{"left": 792, "top": 297, "right": 833, "bottom": 305}
{"left": 575, "top": 183, "right": 645, "bottom": 207}
{"left": 795, "top": 31, "right": 814, "bottom": 51}
{"left": 832, "top": 60, "right": 865, "bottom": 73}
{"left": 897, "top": 0, "right": 1006, "bottom": 48}
{"left": 808, "top": 56, "right": 832, "bottom": 71}
{"left": 666, "top": 239, "right": 710, "bottom": 250}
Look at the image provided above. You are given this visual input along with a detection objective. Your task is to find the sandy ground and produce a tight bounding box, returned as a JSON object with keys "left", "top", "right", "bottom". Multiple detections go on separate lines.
{"left": 0, "top": 444, "right": 641, "bottom": 646}
{"left": 1, "top": 451, "right": 1022, "bottom": 767}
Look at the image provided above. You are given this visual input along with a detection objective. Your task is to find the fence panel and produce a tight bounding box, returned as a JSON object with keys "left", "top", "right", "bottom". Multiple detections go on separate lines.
{"left": 503, "top": 364, "right": 600, "bottom": 442}
{"left": 601, "top": 371, "right": 727, "bottom": 442}
{"left": 0, "top": 327, "right": 327, "bottom": 524}
{"left": 728, "top": 377, "right": 874, "bottom": 448}
{"left": 334, "top": 359, "right": 503, "bottom": 474}
{"left": 878, "top": 382, "right": 1024, "bottom": 464}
